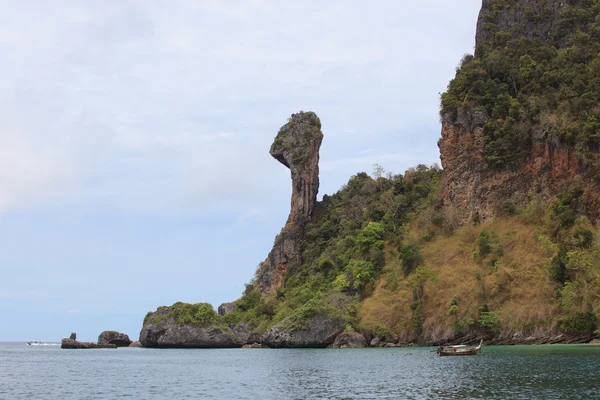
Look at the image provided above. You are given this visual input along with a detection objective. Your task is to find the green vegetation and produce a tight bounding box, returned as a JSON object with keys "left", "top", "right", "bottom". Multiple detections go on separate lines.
{"left": 441, "top": 0, "right": 600, "bottom": 168}
{"left": 221, "top": 165, "right": 443, "bottom": 334}
{"left": 170, "top": 302, "right": 217, "bottom": 326}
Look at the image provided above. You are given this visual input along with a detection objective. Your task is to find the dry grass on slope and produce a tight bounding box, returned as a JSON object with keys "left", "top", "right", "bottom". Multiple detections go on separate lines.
{"left": 360, "top": 217, "right": 559, "bottom": 342}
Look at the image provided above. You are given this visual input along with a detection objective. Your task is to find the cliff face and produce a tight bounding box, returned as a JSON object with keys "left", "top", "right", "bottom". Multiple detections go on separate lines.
{"left": 439, "top": 111, "right": 597, "bottom": 221}
{"left": 256, "top": 112, "right": 323, "bottom": 293}
{"left": 439, "top": 0, "right": 600, "bottom": 222}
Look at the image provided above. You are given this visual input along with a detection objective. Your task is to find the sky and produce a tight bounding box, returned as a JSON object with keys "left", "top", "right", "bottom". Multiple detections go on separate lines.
{"left": 0, "top": 0, "right": 482, "bottom": 341}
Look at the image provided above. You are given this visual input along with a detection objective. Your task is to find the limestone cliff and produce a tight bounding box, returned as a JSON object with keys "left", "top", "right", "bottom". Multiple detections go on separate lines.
{"left": 439, "top": 0, "right": 600, "bottom": 222}
{"left": 256, "top": 111, "right": 324, "bottom": 293}
{"left": 439, "top": 110, "right": 597, "bottom": 221}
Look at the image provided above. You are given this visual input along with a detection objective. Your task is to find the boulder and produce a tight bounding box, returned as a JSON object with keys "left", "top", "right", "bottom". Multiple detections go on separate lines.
{"left": 128, "top": 341, "right": 142, "bottom": 347}
{"left": 261, "top": 314, "right": 345, "bottom": 348}
{"left": 217, "top": 302, "right": 237, "bottom": 315}
{"left": 69, "top": 332, "right": 77, "bottom": 340}
{"left": 61, "top": 338, "right": 116, "bottom": 349}
{"left": 331, "top": 332, "right": 367, "bottom": 348}
{"left": 370, "top": 337, "right": 381, "bottom": 347}
{"left": 242, "top": 343, "right": 269, "bottom": 349}
{"left": 98, "top": 331, "right": 132, "bottom": 347}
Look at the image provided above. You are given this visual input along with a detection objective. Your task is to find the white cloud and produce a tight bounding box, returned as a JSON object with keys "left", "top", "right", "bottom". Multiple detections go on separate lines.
{"left": 0, "top": 0, "right": 481, "bottom": 215}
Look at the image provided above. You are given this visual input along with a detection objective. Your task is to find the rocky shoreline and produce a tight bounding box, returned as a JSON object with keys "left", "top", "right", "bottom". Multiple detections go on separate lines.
{"left": 138, "top": 305, "right": 599, "bottom": 349}
{"left": 60, "top": 326, "right": 599, "bottom": 349}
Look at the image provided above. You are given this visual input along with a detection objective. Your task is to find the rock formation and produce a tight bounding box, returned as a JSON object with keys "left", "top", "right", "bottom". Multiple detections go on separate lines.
{"left": 256, "top": 111, "right": 324, "bottom": 293}
{"left": 439, "top": 111, "right": 597, "bottom": 221}
{"left": 139, "top": 306, "right": 246, "bottom": 348}
{"left": 439, "top": 0, "right": 600, "bottom": 222}
{"left": 140, "top": 304, "right": 347, "bottom": 348}
{"left": 98, "top": 331, "right": 132, "bottom": 347}
{"left": 217, "top": 302, "right": 237, "bottom": 315}
{"left": 261, "top": 315, "right": 345, "bottom": 348}
{"left": 330, "top": 332, "right": 368, "bottom": 348}
{"left": 61, "top": 338, "right": 117, "bottom": 349}
{"left": 242, "top": 343, "right": 269, "bottom": 348}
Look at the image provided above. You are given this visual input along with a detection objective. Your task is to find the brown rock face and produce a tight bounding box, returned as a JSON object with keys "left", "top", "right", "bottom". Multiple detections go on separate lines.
{"left": 256, "top": 111, "right": 324, "bottom": 293}
{"left": 439, "top": 111, "right": 597, "bottom": 222}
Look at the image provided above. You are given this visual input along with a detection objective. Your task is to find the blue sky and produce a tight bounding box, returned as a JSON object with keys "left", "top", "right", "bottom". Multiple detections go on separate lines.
{"left": 0, "top": 0, "right": 481, "bottom": 341}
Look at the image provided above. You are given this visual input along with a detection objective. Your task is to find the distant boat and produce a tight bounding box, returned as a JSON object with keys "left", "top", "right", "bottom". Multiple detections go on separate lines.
{"left": 437, "top": 340, "right": 483, "bottom": 356}
{"left": 27, "top": 341, "right": 59, "bottom": 346}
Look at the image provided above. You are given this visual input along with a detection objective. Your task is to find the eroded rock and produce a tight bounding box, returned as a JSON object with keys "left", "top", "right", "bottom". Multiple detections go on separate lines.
{"left": 98, "top": 331, "right": 132, "bottom": 347}
{"left": 256, "top": 112, "right": 324, "bottom": 294}
{"left": 331, "top": 332, "right": 367, "bottom": 348}
{"left": 217, "top": 302, "right": 237, "bottom": 315}
{"left": 61, "top": 338, "right": 116, "bottom": 349}
{"left": 261, "top": 314, "right": 345, "bottom": 348}
{"left": 139, "top": 306, "right": 246, "bottom": 348}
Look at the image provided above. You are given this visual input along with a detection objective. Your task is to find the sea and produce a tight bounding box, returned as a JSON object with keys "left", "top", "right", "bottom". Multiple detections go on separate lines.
{"left": 1, "top": 342, "right": 600, "bottom": 399}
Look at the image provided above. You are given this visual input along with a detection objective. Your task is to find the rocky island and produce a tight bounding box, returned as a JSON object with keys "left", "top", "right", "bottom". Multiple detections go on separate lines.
{"left": 140, "top": 0, "right": 600, "bottom": 348}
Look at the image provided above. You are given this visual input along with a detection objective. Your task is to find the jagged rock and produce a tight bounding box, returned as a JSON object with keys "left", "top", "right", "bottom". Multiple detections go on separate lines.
{"left": 256, "top": 111, "right": 324, "bottom": 294}
{"left": 69, "top": 332, "right": 76, "bottom": 340}
{"left": 261, "top": 314, "right": 345, "bottom": 348}
{"left": 330, "top": 332, "right": 367, "bottom": 348}
{"left": 139, "top": 306, "right": 246, "bottom": 348}
{"left": 217, "top": 302, "right": 237, "bottom": 315}
{"left": 369, "top": 337, "right": 381, "bottom": 347}
{"left": 61, "top": 338, "right": 116, "bottom": 349}
{"left": 98, "top": 331, "right": 132, "bottom": 347}
{"left": 128, "top": 341, "right": 142, "bottom": 347}
{"left": 242, "top": 343, "right": 269, "bottom": 349}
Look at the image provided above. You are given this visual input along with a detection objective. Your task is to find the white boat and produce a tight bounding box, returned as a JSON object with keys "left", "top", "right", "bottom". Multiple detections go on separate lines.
{"left": 27, "top": 341, "right": 58, "bottom": 346}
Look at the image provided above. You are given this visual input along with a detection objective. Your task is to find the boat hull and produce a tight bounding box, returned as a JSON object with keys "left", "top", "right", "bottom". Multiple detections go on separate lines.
{"left": 437, "top": 340, "right": 483, "bottom": 356}
{"left": 437, "top": 348, "right": 481, "bottom": 356}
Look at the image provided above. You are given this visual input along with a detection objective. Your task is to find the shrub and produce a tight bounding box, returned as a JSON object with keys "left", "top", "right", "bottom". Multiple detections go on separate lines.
{"left": 476, "top": 230, "right": 493, "bottom": 257}
{"left": 237, "top": 290, "right": 261, "bottom": 312}
{"left": 355, "top": 222, "right": 385, "bottom": 251}
{"left": 332, "top": 273, "right": 351, "bottom": 291}
{"left": 561, "top": 312, "right": 597, "bottom": 334}
{"left": 574, "top": 229, "right": 594, "bottom": 249}
{"left": 348, "top": 260, "right": 376, "bottom": 290}
{"left": 479, "top": 311, "right": 501, "bottom": 333}
{"left": 502, "top": 200, "right": 517, "bottom": 215}
{"left": 400, "top": 245, "right": 423, "bottom": 276}
{"left": 171, "top": 302, "right": 217, "bottom": 327}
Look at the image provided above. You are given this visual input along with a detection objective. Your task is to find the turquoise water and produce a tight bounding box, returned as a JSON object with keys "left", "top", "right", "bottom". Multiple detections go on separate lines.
{"left": 2, "top": 343, "right": 600, "bottom": 399}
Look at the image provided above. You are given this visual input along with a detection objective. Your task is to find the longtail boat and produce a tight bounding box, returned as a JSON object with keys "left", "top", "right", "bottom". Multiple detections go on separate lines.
{"left": 436, "top": 340, "right": 483, "bottom": 356}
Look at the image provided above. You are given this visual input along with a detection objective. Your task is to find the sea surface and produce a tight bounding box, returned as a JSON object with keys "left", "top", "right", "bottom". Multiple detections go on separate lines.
{"left": 1, "top": 342, "right": 600, "bottom": 399}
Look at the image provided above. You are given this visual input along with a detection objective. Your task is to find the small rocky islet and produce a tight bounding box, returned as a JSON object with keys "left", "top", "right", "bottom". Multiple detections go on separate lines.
{"left": 61, "top": 331, "right": 139, "bottom": 349}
